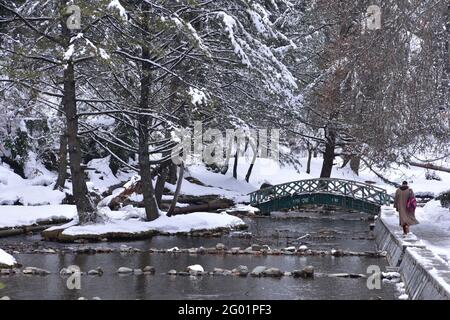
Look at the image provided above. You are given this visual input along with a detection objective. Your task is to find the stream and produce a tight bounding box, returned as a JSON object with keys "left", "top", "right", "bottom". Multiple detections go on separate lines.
{"left": 0, "top": 211, "right": 399, "bottom": 300}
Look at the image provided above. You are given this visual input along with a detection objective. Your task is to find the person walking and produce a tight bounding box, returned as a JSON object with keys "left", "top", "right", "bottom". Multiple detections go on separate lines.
{"left": 394, "top": 181, "right": 419, "bottom": 235}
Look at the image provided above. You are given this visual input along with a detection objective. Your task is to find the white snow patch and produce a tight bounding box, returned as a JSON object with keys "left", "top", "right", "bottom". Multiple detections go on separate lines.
{"left": 226, "top": 204, "right": 260, "bottom": 214}
{"left": 382, "top": 272, "right": 401, "bottom": 278}
{"left": 86, "top": 156, "right": 121, "bottom": 194}
{"left": 0, "top": 248, "right": 16, "bottom": 267}
{"left": 0, "top": 205, "right": 77, "bottom": 229}
{"left": 0, "top": 164, "right": 65, "bottom": 205}
{"left": 417, "top": 200, "right": 450, "bottom": 226}
{"left": 107, "top": 0, "right": 127, "bottom": 21}
{"left": 409, "top": 33, "right": 423, "bottom": 56}
{"left": 63, "top": 44, "right": 75, "bottom": 61}
{"left": 187, "top": 264, "right": 204, "bottom": 272}
{"left": 57, "top": 211, "right": 245, "bottom": 236}
{"left": 395, "top": 282, "right": 409, "bottom": 300}
{"left": 188, "top": 87, "right": 207, "bottom": 106}
{"left": 217, "top": 12, "right": 250, "bottom": 66}
{"left": 398, "top": 293, "right": 409, "bottom": 300}
{"left": 99, "top": 48, "right": 110, "bottom": 60}
{"left": 129, "top": 193, "right": 143, "bottom": 202}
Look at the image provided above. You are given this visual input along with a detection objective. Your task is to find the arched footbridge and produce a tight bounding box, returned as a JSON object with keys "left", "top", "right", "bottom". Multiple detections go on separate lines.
{"left": 249, "top": 178, "right": 393, "bottom": 215}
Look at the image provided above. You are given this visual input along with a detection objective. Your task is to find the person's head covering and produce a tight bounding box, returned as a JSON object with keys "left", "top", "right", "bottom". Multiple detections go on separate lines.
{"left": 400, "top": 181, "right": 409, "bottom": 190}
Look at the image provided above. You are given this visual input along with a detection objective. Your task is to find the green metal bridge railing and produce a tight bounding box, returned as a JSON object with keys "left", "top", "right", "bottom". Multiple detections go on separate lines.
{"left": 249, "top": 178, "right": 393, "bottom": 214}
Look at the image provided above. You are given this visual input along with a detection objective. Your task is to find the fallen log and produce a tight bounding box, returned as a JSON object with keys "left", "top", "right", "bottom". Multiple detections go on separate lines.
{"left": 108, "top": 178, "right": 143, "bottom": 210}
{"left": 170, "top": 199, "right": 235, "bottom": 215}
{"left": 176, "top": 194, "right": 222, "bottom": 205}
{"left": 407, "top": 161, "right": 450, "bottom": 173}
{"left": 0, "top": 221, "right": 71, "bottom": 238}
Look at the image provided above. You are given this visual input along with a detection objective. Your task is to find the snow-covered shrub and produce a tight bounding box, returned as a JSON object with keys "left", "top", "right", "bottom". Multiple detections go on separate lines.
{"left": 1, "top": 129, "right": 29, "bottom": 177}
{"left": 417, "top": 200, "right": 450, "bottom": 229}
{"left": 437, "top": 190, "right": 450, "bottom": 208}
{"left": 425, "top": 170, "right": 441, "bottom": 181}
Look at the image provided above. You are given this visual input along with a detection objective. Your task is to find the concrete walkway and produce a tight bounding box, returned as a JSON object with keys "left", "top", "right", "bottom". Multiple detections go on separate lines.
{"left": 381, "top": 206, "right": 450, "bottom": 265}
{"left": 377, "top": 206, "right": 450, "bottom": 299}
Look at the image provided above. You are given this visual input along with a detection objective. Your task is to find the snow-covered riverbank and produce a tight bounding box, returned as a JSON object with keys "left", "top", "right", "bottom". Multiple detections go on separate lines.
{"left": 1, "top": 154, "right": 449, "bottom": 245}
{"left": 0, "top": 205, "right": 77, "bottom": 229}
{"left": 43, "top": 208, "right": 246, "bottom": 240}
{"left": 0, "top": 248, "right": 16, "bottom": 268}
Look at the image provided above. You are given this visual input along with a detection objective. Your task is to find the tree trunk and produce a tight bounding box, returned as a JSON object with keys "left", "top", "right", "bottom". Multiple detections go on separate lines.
{"left": 341, "top": 155, "right": 351, "bottom": 168}
{"left": 245, "top": 153, "right": 257, "bottom": 183}
{"left": 245, "top": 140, "right": 257, "bottom": 182}
{"left": 313, "top": 149, "right": 318, "bottom": 158}
{"left": 233, "top": 135, "right": 239, "bottom": 180}
{"left": 155, "top": 166, "right": 169, "bottom": 206}
{"left": 63, "top": 62, "right": 95, "bottom": 222}
{"left": 54, "top": 133, "right": 67, "bottom": 190}
{"left": 233, "top": 151, "right": 238, "bottom": 179}
{"left": 350, "top": 156, "right": 361, "bottom": 175}
{"left": 167, "top": 163, "right": 185, "bottom": 217}
{"left": 167, "top": 162, "right": 178, "bottom": 184}
{"left": 138, "top": 40, "right": 159, "bottom": 221}
{"left": 61, "top": 16, "right": 95, "bottom": 223}
{"left": 320, "top": 129, "right": 336, "bottom": 178}
{"left": 221, "top": 136, "right": 232, "bottom": 175}
{"left": 408, "top": 161, "right": 450, "bottom": 173}
{"left": 306, "top": 147, "right": 313, "bottom": 174}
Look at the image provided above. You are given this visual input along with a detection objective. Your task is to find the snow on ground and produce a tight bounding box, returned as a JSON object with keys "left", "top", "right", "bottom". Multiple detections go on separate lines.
{"left": 1, "top": 152, "right": 450, "bottom": 245}
{"left": 0, "top": 248, "right": 16, "bottom": 267}
{"left": 375, "top": 163, "right": 450, "bottom": 197}
{"left": 396, "top": 282, "right": 409, "bottom": 300}
{"left": 417, "top": 200, "right": 450, "bottom": 226}
{"left": 180, "top": 156, "right": 450, "bottom": 203}
{"left": 226, "top": 204, "right": 260, "bottom": 214}
{"left": 86, "top": 156, "right": 121, "bottom": 194}
{"left": 48, "top": 208, "right": 245, "bottom": 236}
{"left": 163, "top": 164, "right": 256, "bottom": 203}
{"left": 2, "top": 152, "right": 448, "bottom": 208}
{"left": 0, "top": 163, "right": 65, "bottom": 205}
{"left": 0, "top": 205, "right": 77, "bottom": 229}
{"left": 0, "top": 155, "right": 134, "bottom": 207}
{"left": 414, "top": 201, "right": 450, "bottom": 264}
{"left": 86, "top": 156, "right": 135, "bottom": 194}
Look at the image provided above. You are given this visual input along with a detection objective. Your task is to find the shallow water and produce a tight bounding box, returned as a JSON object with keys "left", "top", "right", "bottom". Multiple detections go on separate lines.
{"left": 0, "top": 211, "right": 398, "bottom": 300}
